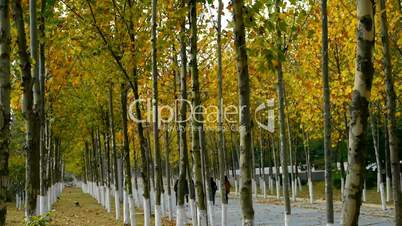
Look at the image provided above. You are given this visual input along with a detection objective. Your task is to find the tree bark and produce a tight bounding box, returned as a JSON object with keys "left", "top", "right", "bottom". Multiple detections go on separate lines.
{"left": 176, "top": 1, "right": 189, "bottom": 224}
{"left": 120, "top": 84, "right": 135, "bottom": 226}
{"left": 108, "top": 83, "right": 121, "bottom": 220}
{"left": 132, "top": 75, "right": 151, "bottom": 225}
{"left": 275, "top": 0, "right": 291, "bottom": 220}
{"left": 13, "top": 0, "right": 38, "bottom": 218}
{"left": 341, "top": 0, "right": 375, "bottom": 224}
{"left": 379, "top": 0, "right": 401, "bottom": 222}
{"left": 29, "top": 0, "right": 42, "bottom": 215}
{"left": 217, "top": 0, "right": 228, "bottom": 213}
{"left": 369, "top": 110, "right": 386, "bottom": 210}
{"left": 232, "top": 0, "right": 254, "bottom": 224}
{"left": 321, "top": 0, "right": 334, "bottom": 224}
{"left": 0, "top": 0, "right": 10, "bottom": 222}
{"left": 189, "top": 0, "right": 207, "bottom": 225}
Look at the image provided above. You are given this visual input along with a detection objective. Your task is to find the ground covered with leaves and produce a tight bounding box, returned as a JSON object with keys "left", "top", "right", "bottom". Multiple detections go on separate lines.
{"left": 6, "top": 187, "right": 158, "bottom": 226}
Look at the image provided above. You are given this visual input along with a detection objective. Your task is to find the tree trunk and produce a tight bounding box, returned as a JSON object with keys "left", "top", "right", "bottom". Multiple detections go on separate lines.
{"left": 105, "top": 123, "right": 111, "bottom": 213}
{"left": 369, "top": 111, "right": 386, "bottom": 210}
{"left": 285, "top": 115, "right": 295, "bottom": 201}
{"left": 303, "top": 129, "right": 313, "bottom": 204}
{"left": 189, "top": 0, "right": 207, "bottom": 225}
{"left": 29, "top": 0, "right": 42, "bottom": 216}
{"left": 215, "top": 0, "right": 227, "bottom": 224}
{"left": 164, "top": 127, "right": 173, "bottom": 220}
{"left": 176, "top": 1, "right": 189, "bottom": 224}
{"left": 379, "top": 0, "right": 401, "bottom": 222}
{"left": 132, "top": 75, "right": 151, "bottom": 225}
{"left": 108, "top": 83, "right": 120, "bottom": 220}
{"left": 232, "top": 0, "right": 254, "bottom": 224}
{"left": 13, "top": 0, "right": 37, "bottom": 218}
{"left": 341, "top": 0, "right": 375, "bottom": 224}
{"left": 120, "top": 84, "right": 136, "bottom": 226}
{"left": 0, "top": 0, "right": 10, "bottom": 222}
{"left": 384, "top": 118, "right": 392, "bottom": 202}
{"left": 321, "top": 0, "right": 334, "bottom": 224}
{"left": 270, "top": 135, "right": 280, "bottom": 199}
{"left": 151, "top": 1, "right": 162, "bottom": 225}
{"left": 275, "top": 0, "right": 291, "bottom": 222}
{"left": 259, "top": 129, "right": 266, "bottom": 198}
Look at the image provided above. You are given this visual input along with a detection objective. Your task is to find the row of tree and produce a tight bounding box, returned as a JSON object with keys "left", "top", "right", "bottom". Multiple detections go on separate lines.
{"left": 0, "top": 0, "right": 401, "bottom": 225}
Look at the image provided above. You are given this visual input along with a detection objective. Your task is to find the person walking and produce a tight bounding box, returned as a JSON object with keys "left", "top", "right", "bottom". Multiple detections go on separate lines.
{"left": 210, "top": 177, "right": 218, "bottom": 205}
{"left": 224, "top": 176, "right": 231, "bottom": 202}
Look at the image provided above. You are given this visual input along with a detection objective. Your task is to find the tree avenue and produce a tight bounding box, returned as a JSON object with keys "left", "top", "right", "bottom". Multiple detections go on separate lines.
{"left": 0, "top": 0, "right": 401, "bottom": 225}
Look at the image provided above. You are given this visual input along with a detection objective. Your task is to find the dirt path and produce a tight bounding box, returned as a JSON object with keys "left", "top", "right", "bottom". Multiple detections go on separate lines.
{"left": 6, "top": 187, "right": 156, "bottom": 226}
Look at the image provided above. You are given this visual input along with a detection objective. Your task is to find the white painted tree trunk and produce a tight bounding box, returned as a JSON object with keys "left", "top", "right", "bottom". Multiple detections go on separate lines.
{"left": 291, "top": 180, "right": 296, "bottom": 201}
{"left": 252, "top": 179, "right": 257, "bottom": 198}
{"left": 284, "top": 212, "right": 290, "bottom": 226}
{"left": 377, "top": 172, "right": 380, "bottom": 192}
{"left": 143, "top": 198, "right": 151, "bottom": 226}
{"left": 167, "top": 194, "right": 173, "bottom": 220}
{"left": 160, "top": 193, "right": 165, "bottom": 217}
{"left": 341, "top": 177, "right": 345, "bottom": 200}
{"left": 276, "top": 180, "right": 280, "bottom": 199}
{"left": 100, "top": 186, "right": 105, "bottom": 207}
{"left": 308, "top": 179, "right": 314, "bottom": 204}
{"left": 263, "top": 180, "right": 267, "bottom": 198}
{"left": 128, "top": 194, "right": 136, "bottom": 226}
{"left": 190, "top": 198, "right": 197, "bottom": 226}
{"left": 123, "top": 191, "right": 129, "bottom": 224}
{"left": 269, "top": 177, "right": 273, "bottom": 194}
{"left": 207, "top": 201, "right": 215, "bottom": 226}
{"left": 235, "top": 180, "right": 238, "bottom": 195}
{"left": 39, "top": 194, "right": 47, "bottom": 215}
{"left": 362, "top": 181, "right": 367, "bottom": 202}
{"left": 16, "top": 194, "right": 20, "bottom": 209}
{"left": 133, "top": 188, "right": 138, "bottom": 208}
{"left": 221, "top": 203, "right": 228, "bottom": 226}
{"left": 106, "top": 187, "right": 111, "bottom": 213}
{"left": 198, "top": 208, "right": 207, "bottom": 226}
{"left": 114, "top": 188, "right": 120, "bottom": 220}
{"left": 386, "top": 176, "right": 391, "bottom": 202}
{"left": 47, "top": 189, "right": 51, "bottom": 210}
{"left": 155, "top": 204, "right": 162, "bottom": 226}
{"left": 176, "top": 205, "right": 185, "bottom": 226}
{"left": 379, "top": 182, "right": 386, "bottom": 210}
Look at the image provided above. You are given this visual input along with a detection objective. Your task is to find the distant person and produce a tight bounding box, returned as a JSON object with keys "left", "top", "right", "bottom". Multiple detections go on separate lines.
{"left": 210, "top": 177, "right": 218, "bottom": 205}
{"left": 189, "top": 179, "right": 195, "bottom": 200}
{"left": 184, "top": 178, "right": 189, "bottom": 203}
{"left": 224, "top": 176, "right": 231, "bottom": 201}
{"left": 174, "top": 179, "right": 178, "bottom": 205}
{"left": 173, "top": 178, "right": 190, "bottom": 204}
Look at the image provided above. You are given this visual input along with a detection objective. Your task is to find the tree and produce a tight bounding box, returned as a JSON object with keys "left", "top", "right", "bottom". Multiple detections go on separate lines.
{"left": 108, "top": 83, "right": 120, "bottom": 220}
{"left": 341, "top": 0, "right": 375, "bottom": 224}
{"left": 379, "top": 0, "right": 401, "bottom": 223}
{"left": 0, "top": 0, "right": 10, "bottom": 223}
{"left": 151, "top": 0, "right": 163, "bottom": 224}
{"left": 232, "top": 0, "right": 254, "bottom": 224}
{"left": 176, "top": 1, "right": 189, "bottom": 224}
{"left": 369, "top": 108, "right": 386, "bottom": 210}
{"left": 29, "top": 0, "right": 42, "bottom": 216}
{"left": 38, "top": 0, "right": 48, "bottom": 215}
{"left": 216, "top": 0, "right": 228, "bottom": 224}
{"left": 275, "top": 0, "right": 291, "bottom": 222}
{"left": 120, "top": 84, "right": 136, "bottom": 226}
{"left": 13, "top": 0, "right": 38, "bottom": 218}
{"left": 189, "top": 0, "right": 207, "bottom": 225}
{"left": 321, "top": 0, "right": 334, "bottom": 224}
